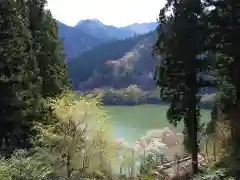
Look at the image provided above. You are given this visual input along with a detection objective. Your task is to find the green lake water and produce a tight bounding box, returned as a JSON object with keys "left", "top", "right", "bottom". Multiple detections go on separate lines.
{"left": 105, "top": 104, "right": 211, "bottom": 145}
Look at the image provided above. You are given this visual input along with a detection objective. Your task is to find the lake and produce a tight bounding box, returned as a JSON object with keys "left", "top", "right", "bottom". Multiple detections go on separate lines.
{"left": 106, "top": 104, "right": 211, "bottom": 145}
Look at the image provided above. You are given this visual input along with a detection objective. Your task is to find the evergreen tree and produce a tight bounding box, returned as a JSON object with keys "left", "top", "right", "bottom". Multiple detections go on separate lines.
{"left": 29, "top": 0, "right": 70, "bottom": 98}
{"left": 153, "top": 0, "right": 211, "bottom": 173}
{"left": 206, "top": 0, "right": 240, "bottom": 168}
{"left": 0, "top": 0, "right": 41, "bottom": 153}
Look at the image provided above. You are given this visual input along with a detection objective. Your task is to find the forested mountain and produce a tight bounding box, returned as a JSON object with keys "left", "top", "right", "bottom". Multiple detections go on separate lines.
{"left": 57, "top": 21, "right": 109, "bottom": 59}
{"left": 68, "top": 27, "right": 215, "bottom": 99}
{"left": 57, "top": 19, "right": 157, "bottom": 60}
{"left": 121, "top": 22, "right": 158, "bottom": 34}
{"left": 68, "top": 31, "right": 157, "bottom": 90}
{"left": 74, "top": 19, "right": 134, "bottom": 40}
{"left": 75, "top": 19, "right": 157, "bottom": 40}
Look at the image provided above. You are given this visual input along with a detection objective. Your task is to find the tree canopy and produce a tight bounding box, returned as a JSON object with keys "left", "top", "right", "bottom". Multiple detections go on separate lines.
{"left": 0, "top": 0, "right": 69, "bottom": 154}
{"left": 153, "top": 0, "right": 214, "bottom": 174}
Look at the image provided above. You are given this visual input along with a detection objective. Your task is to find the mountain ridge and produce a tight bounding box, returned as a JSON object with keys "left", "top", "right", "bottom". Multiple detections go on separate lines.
{"left": 57, "top": 19, "right": 158, "bottom": 61}
{"left": 74, "top": 19, "right": 158, "bottom": 39}
{"left": 57, "top": 20, "right": 108, "bottom": 60}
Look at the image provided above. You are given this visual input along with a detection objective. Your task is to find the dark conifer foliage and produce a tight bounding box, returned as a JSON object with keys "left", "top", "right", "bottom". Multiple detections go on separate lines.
{"left": 0, "top": 0, "right": 69, "bottom": 154}
{"left": 153, "top": 0, "right": 212, "bottom": 174}
{"left": 205, "top": 0, "right": 240, "bottom": 169}
{"left": 28, "top": 0, "right": 70, "bottom": 98}
{"left": 0, "top": 0, "right": 41, "bottom": 153}
{"left": 154, "top": 0, "right": 240, "bottom": 174}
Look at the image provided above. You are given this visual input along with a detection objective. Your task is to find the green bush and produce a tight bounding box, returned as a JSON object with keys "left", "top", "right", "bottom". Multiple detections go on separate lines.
{"left": 193, "top": 168, "right": 234, "bottom": 180}
{"left": 0, "top": 149, "right": 52, "bottom": 180}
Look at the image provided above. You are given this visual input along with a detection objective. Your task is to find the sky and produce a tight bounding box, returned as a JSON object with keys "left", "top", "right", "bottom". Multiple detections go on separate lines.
{"left": 47, "top": 0, "right": 166, "bottom": 27}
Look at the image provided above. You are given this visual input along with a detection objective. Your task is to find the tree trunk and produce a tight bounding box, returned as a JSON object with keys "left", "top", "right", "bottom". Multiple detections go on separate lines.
{"left": 188, "top": 69, "right": 199, "bottom": 174}
{"left": 213, "top": 134, "right": 216, "bottom": 161}
{"left": 66, "top": 153, "right": 72, "bottom": 178}
{"left": 131, "top": 149, "right": 135, "bottom": 179}
{"left": 191, "top": 104, "right": 198, "bottom": 174}
{"left": 205, "top": 137, "right": 209, "bottom": 160}
{"left": 120, "top": 164, "right": 123, "bottom": 174}
{"left": 231, "top": 106, "right": 240, "bottom": 167}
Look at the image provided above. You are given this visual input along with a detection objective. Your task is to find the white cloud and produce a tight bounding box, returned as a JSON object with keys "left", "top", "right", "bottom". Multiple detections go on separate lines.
{"left": 46, "top": 0, "right": 166, "bottom": 27}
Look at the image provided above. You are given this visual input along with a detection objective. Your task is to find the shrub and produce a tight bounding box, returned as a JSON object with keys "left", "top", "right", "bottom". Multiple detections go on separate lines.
{"left": 0, "top": 149, "right": 51, "bottom": 180}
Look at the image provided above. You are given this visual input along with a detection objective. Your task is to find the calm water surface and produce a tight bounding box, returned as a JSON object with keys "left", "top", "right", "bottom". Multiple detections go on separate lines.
{"left": 105, "top": 104, "right": 211, "bottom": 145}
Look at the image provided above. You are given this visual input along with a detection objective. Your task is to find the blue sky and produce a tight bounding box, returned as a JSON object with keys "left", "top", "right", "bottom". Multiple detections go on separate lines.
{"left": 47, "top": 0, "right": 166, "bottom": 27}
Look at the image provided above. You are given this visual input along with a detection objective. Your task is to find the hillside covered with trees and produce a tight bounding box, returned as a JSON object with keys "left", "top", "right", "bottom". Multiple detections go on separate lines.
{"left": 58, "top": 19, "right": 157, "bottom": 60}
{"left": 68, "top": 28, "right": 215, "bottom": 107}
{"left": 57, "top": 21, "right": 109, "bottom": 59}
{"left": 69, "top": 31, "right": 157, "bottom": 90}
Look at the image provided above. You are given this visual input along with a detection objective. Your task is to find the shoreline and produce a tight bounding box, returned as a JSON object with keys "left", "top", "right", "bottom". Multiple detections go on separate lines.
{"left": 77, "top": 87, "right": 214, "bottom": 110}
{"left": 102, "top": 102, "right": 213, "bottom": 110}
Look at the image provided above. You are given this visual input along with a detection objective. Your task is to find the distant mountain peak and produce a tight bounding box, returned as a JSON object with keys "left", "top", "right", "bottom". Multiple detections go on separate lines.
{"left": 90, "top": 18, "right": 102, "bottom": 23}
{"left": 75, "top": 19, "right": 105, "bottom": 27}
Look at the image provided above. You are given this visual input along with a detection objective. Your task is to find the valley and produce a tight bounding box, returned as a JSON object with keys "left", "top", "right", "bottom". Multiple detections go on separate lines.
{"left": 57, "top": 18, "right": 215, "bottom": 156}
{"left": 57, "top": 19, "right": 215, "bottom": 108}
{"left": 58, "top": 20, "right": 168, "bottom": 106}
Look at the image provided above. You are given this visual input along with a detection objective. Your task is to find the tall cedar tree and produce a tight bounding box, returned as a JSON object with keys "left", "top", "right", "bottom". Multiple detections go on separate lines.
{"left": 153, "top": 0, "right": 211, "bottom": 174}
{"left": 0, "top": 0, "right": 41, "bottom": 154}
{"left": 206, "top": 0, "right": 240, "bottom": 167}
{"left": 29, "top": 0, "right": 70, "bottom": 98}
